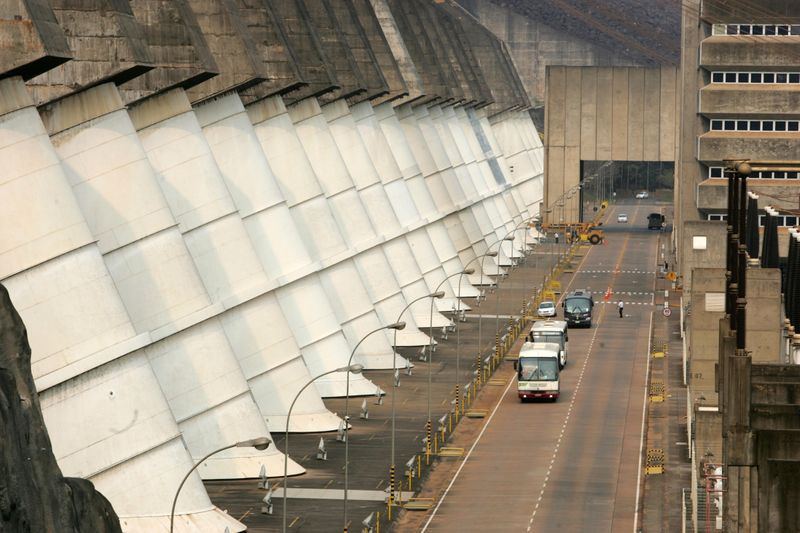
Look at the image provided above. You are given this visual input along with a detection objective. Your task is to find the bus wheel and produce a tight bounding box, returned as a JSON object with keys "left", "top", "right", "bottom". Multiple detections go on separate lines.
{"left": 589, "top": 234, "right": 600, "bottom": 245}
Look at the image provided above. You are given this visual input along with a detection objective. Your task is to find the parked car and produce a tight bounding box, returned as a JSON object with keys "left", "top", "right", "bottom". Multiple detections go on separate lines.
{"left": 635, "top": 191, "right": 649, "bottom": 199}
{"left": 537, "top": 300, "right": 557, "bottom": 318}
{"left": 617, "top": 213, "right": 628, "bottom": 223}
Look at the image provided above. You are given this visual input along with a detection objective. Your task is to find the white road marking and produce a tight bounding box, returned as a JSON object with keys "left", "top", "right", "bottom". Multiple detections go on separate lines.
{"left": 525, "top": 308, "right": 606, "bottom": 530}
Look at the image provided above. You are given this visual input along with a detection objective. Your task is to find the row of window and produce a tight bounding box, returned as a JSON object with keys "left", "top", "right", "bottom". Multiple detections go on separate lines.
{"left": 706, "top": 213, "right": 799, "bottom": 227}
{"left": 711, "top": 71, "right": 800, "bottom": 84}
{"left": 709, "top": 119, "right": 800, "bottom": 132}
{"left": 712, "top": 24, "right": 800, "bottom": 36}
{"left": 708, "top": 167, "right": 800, "bottom": 180}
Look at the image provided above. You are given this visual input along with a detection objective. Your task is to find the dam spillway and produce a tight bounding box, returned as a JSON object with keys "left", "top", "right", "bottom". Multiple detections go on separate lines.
{"left": 1, "top": 0, "right": 543, "bottom": 530}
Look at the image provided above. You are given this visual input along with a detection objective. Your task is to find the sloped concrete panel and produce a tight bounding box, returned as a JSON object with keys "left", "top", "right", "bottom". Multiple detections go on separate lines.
{"left": 289, "top": 98, "right": 378, "bottom": 252}
{"left": 0, "top": 86, "right": 96, "bottom": 281}
{"left": 218, "top": 294, "right": 339, "bottom": 434}
{"left": 42, "top": 85, "right": 174, "bottom": 255}
{"left": 102, "top": 229, "right": 211, "bottom": 334}
{"left": 276, "top": 276, "right": 375, "bottom": 397}
{"left": 353, "top": 248, "right": 431, "bottom": 347}
{"left": 198, "top": 94, "right": 315, "bottom": 281}
{"left": 131, "top": 90, "right": 269, "bottom": 303}
{"left": 247, "top": 97, "right": 324, "bottom": 207}
{"left": 40, "top": 352, "right": 181, "bottom": 479}
{"left": 5, "top": 246, "right": 139, "bottom": 384}
{"left": 0, "top": 77, "right": 222, "bottom": 528}
{"left": 319, "top": 259, "right": 407, "bottom": 369}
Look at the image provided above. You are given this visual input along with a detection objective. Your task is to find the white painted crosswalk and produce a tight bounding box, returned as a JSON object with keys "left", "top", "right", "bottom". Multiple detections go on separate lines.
{"left": 582, "top": 270, "right": 657, "bottom": 274}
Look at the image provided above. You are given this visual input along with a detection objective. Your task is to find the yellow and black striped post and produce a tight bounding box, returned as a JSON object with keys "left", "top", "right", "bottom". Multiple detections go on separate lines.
{"left": 475, "top": 354, "right": 481, "bottom": 386}
{"left": 388, "top": 465, "right": 395, "bottom": 519}
{"left": 455, "top": 384, "right": 460, "bottom": 421}
{"left": 425, "top": 419, "right": 432, "bottom": 464}
{"left": 495, "top": 333, "right": 500, "bottom": 365}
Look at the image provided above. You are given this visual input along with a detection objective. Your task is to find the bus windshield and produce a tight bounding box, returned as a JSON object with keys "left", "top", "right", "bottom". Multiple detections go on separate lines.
{"left": 519, "top": 357, "right": 558, "bottom": 381}
{"left": 565, "top": 298, "right": 591, "bottom": 314}
{"left": 531, "top": 332, "right": 563, "bottom": 346}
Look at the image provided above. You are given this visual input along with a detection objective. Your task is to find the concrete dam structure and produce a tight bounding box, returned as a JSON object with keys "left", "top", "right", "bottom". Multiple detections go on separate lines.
{"left": 0, "top": 0, "right": 541, "bottom": 530}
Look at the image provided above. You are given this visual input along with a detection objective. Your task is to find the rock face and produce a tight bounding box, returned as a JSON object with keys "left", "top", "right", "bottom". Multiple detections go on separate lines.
{"left": 0, "top": 283, "right": 121, "bottom": 533}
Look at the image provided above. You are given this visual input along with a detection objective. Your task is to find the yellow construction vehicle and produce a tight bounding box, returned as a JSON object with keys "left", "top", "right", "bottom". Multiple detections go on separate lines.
{"left": 539, "top": 201, "right": 608, "bottom": 245}
{"left": 541, "top": 222, "right": 605, "bottom": 244}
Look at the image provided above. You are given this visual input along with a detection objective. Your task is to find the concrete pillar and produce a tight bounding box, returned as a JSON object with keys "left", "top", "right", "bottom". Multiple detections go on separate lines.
{"left": 0, "top": 77, "right": 239, "bottom": 529}
{"left": 194, "top": 92, "right": 342, "bottom": 431}
{"left": 46, "top": 83, "right": 300, "bottom": 480}
{"left": 246, "top": 96, "right": 378, "bottom": 396}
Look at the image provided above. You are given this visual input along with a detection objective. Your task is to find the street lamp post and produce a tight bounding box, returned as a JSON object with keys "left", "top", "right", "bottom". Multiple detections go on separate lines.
{"left": 389, "top": 291, "right": 444, "bottom": 517}
{"left": 283, "top": 364, "right": 364, "bottom": 533}
{"left": 455, "top": 252, "right": 497, "bottom": 420}
{"left": 424, "top": 270, "right": 474, "bottom": 465}
{"left": 477, "top": 236, "right": 514, "bottom": 383}
{"left": 343, "top": 323, "right": 405, "bottom": 533}
{"left": 493, "top": 221, "right": 531, "bottom": 366}
{"left": 170, "top": 437, "right": 271, "bottom": 533}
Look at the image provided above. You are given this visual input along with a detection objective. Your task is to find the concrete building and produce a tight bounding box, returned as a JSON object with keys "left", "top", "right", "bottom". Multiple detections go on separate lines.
{"left": 678, "top": 1, "right": 800, "bottom": 531}
{"left": 0, "top": 0, "right": 542, "bottom": 530}
{"left": 678, "top": 0, "right": 800, "bottom": 285}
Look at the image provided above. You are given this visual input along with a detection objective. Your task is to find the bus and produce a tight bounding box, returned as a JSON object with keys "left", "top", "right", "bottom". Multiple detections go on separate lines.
{"left": 648, "top": 212, "right": 665, "bottom": 230}
{"left": 517, "top": 341, "right": 560, "bottom": 401}
{"left": 528, "top": 319, "right": 568, "bottom": 368}
{"left": 562, "top": 289, "right": 594, "bottom": 328}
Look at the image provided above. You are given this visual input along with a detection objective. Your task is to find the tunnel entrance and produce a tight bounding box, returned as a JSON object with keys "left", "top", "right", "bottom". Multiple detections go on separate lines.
{"left": 580, "top": 160, "right": 674, "bottom": 222}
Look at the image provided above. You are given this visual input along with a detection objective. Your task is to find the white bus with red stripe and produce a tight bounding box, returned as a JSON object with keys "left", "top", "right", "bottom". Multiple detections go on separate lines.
{"left": 517, "top": 341, "right": 560, "bottom": 401}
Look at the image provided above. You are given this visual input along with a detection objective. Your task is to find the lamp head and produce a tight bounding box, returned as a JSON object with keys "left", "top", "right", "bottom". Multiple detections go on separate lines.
{"left": 486, "top": 251, "right": 498, "bottom": 257}
{"left": 348, "top": 363, "right": 365, "bottom": 374}
{"left": 388, "top": 321, "right": 406, "bottom": 331}
{"left": 237, "top": 437, "right": 272, "bottom": 450}
{"left": 463, "top": 268, "right": 476, "bottom": 275}
{"left": 503, "top": 235, "right": 515, "bottom": 241}
{"left": 431, "top": 291, "right": 446, "bottom": 299}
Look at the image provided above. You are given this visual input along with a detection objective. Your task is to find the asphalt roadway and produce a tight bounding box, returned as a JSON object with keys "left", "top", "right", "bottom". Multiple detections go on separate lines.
{"left": 205, "top": 201, "right": 691, "bottom": 532}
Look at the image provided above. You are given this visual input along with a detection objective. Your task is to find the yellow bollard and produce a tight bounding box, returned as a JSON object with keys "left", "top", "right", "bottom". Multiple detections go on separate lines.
{"left": 448, "top": 412, "right": 452, "bottom": 433}
{"left": 425, "top": 419, "right": 431, "bottom": 465}
{"left": 455, "top": 384, "right": 460, "bottom": 420}
{"left": 377, "top": 511, "right": 381, "bottom": 533}
{"left": 417, "top": 454, "right": 421, "bottom": 478}
{"left": 388, "top": 465, "right": 395, "bottom": 520}
{"left": 434, "top": 432, "right": 439, "bottom": 454}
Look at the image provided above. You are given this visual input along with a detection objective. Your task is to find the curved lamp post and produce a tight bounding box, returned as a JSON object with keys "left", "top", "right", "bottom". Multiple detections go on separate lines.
{"left": 494, "top": 220, "right": 533, "bottom": 347}
{"left": 170, "top": 437, "right": 271, "bottom": 533}
{"left": 425, "top": 270, "right": 474, "bottom": 464}
{"left": 455, "top": 252, "right": 497, "bottom": 419}
{"left": 388, "top": 291, "right": 444, "bottom": 517}
{"left": 283, "top": 364, "right": 364, "bottom": 533}
{"left": 477, "top": 236, "right": 515, "bottom": 381}
{"left": 343, "top": 322, "right": 405, "bottom": 533}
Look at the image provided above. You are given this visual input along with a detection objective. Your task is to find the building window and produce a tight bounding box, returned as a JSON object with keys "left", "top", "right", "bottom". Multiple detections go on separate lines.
{"left": 707, "top": 214, "right": 728, "bottom": 221}
{"left": 710, "top": 71, "right": 800, "bottom": 84}
{"left": 708, "top": 119, "right": 800, "bottom": 132}
{"left": 758, "top": 214, "right": 799, "bottom": 227}
{"left": 713, "top": 23, "right": 800, "bottom": 36}
{"left": 706, "top": 166, "right": 800, "bottom": 180}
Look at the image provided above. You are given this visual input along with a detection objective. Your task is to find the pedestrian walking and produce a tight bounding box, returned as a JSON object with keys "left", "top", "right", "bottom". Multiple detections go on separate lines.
{"left": 618, "top": 300, "right": 624, "bottom": 318}
{"left": 554, "top": 232, "right": 559, "bottom": 244}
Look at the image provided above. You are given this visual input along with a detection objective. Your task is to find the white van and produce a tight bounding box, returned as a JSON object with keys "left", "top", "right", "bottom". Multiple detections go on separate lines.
{"left": 528, "top": 319, "right": 568, "bottom": 369}
{"left": 517, "top": 341, "right": 560, "bottom": 401}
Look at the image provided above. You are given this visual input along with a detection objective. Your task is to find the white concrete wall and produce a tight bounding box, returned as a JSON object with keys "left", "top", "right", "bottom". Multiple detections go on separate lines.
{"left": 0, "top": 77, "right": 245, "bottom": 531}
{"left": 2, "top": 54, "right": 546, "bottom": 524}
